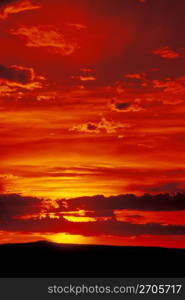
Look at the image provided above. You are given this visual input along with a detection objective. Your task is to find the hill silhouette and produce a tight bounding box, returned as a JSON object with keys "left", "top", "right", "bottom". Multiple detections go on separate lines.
{"left": 0, "top": 241, "right": 185, "bottom": 277}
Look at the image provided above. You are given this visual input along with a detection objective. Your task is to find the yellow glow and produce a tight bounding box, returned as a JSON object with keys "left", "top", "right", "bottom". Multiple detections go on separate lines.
{"left": 63, "top": 216, "right": 97, "bottom": 222}
{"left": 46, "top": 233, "right": 95, "bottom": 245}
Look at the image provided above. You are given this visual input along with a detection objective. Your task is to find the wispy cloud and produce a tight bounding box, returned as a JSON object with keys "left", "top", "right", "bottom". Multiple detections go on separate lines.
{"left": 153, "top": 46, "right": 180, "bottom": 59}
{"left": 11, "top": 26, "right": 77, "bottom": 56}
{"left": 79, "top": 76, "right": 96, "bottom": 81}
{"left": 0, "top": 0, "right": 40, "bottom": 20}
{"left": 70, "top": 118, "right": 130, "bottom": 134}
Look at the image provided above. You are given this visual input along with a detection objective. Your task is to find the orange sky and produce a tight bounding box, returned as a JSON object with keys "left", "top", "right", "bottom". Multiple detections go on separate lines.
{"left": 0, "top": 0, "right": 185, "bottom": 248}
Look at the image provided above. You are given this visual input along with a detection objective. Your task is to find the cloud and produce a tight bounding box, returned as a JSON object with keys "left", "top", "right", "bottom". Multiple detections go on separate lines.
{"left": 0, "top": 0, "right": 40, "bottom": 20}
{"left": 110, "top": 101, "right": 144, "bottom": 112}
{"left": 0, "top": 84, "right": 17, "bottom": 96}
{"left": 0, "top": 194, "right": 42, "bottom": 220}
{"left": 80, "top": 68, "right": 94, "bottom": 73}
{"left": 115, "top": 209, "right": 185, "bottom": 226}
{"left": 0, "top": 64, "right": 34, "bottom": 84}
{"left": 79, "top": 76, "right": 96, "bottom": 82}
{"left": 124, "top": 73, "right": 145, "bottom": 80}
{"left": 152, "top": 77, "right": 185, "bottom": 104}
{"left": 11, "top": 26, "right": 77, "bottom": 56}
{"left": 129, "top": 182, "right": 185, "bottom": 194}
{"left": 70, "top": 118, "right": 130, "bottom": 134}
{"left": 70, "top": 122, "right": 99, "bottom": 133}
{"left": 1, "top": 213, "right": 185, "bottom": 237}
{"left": 67, "top": 23, "right": 87, "bottom": 30}
{"left": 142, "top": 76, "right": 185, "bottom": 105}
{"left": 124, "top": 73, "right": 148, "bottom": 87}
{"left": 153, "top": 77, "right": 185, "bottom": 93}
{"left": 36, "top": 95, "right": 56, "bottom": 102}
{"left": 60, "top": 193, "right": 185, "bottom": 212}
{"left": 0, "top": 193, "right": 185, "bottom": 238}
{"left": 153, "top": 46, "right": 180, "bottom": 59}
{"left": 0, "top": 64, "right": 43, "bottom": 90}
{"left": 71, "top": 74, "right": 96, "bottom": 82}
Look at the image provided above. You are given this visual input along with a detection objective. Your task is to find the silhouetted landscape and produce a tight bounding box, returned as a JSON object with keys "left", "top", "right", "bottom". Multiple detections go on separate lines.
{"left": 0, "top": 241, "right": 185, "bottom": 277}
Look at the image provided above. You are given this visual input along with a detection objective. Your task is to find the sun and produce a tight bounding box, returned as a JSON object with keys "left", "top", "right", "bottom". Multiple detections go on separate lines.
{"left": 46, "top": 233, "right": 95, "bottom": 245}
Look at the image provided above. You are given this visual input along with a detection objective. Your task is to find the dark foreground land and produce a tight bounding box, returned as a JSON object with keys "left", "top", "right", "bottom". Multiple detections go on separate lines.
{"left": 0, "top": 241, "right": 184, "bottom": 277}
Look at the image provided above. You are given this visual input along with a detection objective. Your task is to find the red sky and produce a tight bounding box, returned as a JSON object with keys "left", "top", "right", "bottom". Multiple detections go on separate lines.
{"left": 0, "top": 0, "right": 185, "bottom": 248}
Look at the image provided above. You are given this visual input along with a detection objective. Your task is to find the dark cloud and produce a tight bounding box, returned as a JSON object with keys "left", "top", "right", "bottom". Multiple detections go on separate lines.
{"left": 86, "top": 123, "right": 98, "bottom": 131}
{"left": 115, "top": 102, "right": 130, "bottom": 110}
{"left": 1, "top": 216, "right": 185, "bottom": 237}
{"left": 1, "top": 192, "right": 185, "bottom": 223}
{"left": 0, "top": 64, "right": 34, "bottom": 84}
{"left": 110, "top": 101, "right": 144, "bottom": 112}
{"left": 0, "top": 193, "right": 185, "bottom": 237}
{"left": 0, "top": 194, "right": 42, "bottom": 220}
{"left": 61, "top": 193, "right": 185, "bottom": 212}
{"left": 0, "top": 63, "right": 43, "bottom": 90}
{"left": 128, "top": 182, "right": 185, "bottom": 195}
{"left": 0, "top": 0, "right": 17, "bottom": 7}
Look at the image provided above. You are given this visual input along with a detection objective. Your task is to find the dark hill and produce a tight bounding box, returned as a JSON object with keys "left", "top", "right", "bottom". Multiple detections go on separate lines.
{"left": 0, "top": 241, "right": 184, "bottom": 277}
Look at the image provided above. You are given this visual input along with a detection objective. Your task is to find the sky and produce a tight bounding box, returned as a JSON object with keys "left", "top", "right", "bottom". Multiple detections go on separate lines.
{"left": 0, "top": 0, "right": 185, "bottom": 248}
